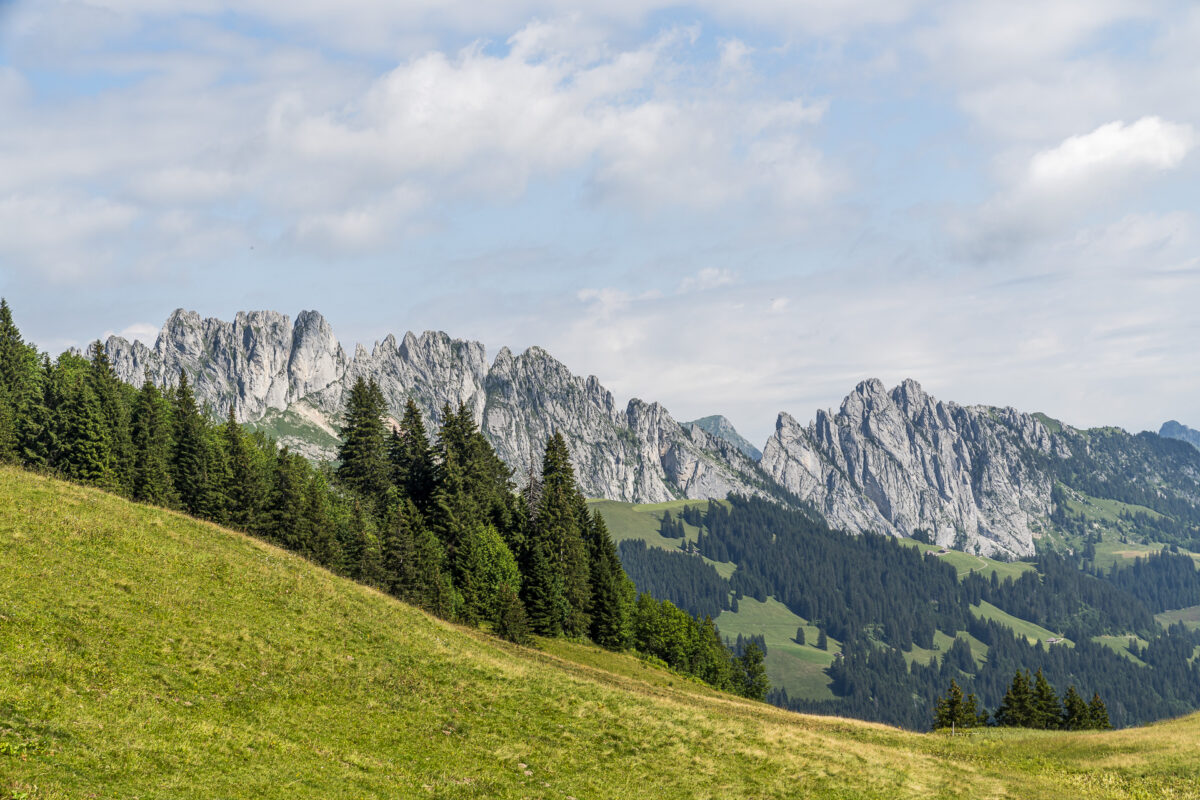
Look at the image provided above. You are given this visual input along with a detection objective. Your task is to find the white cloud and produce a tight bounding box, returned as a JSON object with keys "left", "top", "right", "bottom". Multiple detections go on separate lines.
{"left": 103, "top": 322, "right": 160, "bottom": 345}
{"left": 679, "top": 267, "right": 737, "bottom": 292}
{"left": 1028, "top": 117, "right": 1195, "bottom": 190}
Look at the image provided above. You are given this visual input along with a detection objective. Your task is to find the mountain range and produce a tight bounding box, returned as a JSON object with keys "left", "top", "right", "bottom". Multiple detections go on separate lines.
{"left": 104, "top": 308, "right": 1200, "bottom": 559}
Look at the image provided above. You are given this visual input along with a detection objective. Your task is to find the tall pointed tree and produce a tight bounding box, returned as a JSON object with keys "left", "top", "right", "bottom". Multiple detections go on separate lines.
{"left": 389, "top": 398, "right": 436, "bottom": 512}
{"left": 170, "top": 371, "right": 209, "bottom": 516}
{"left": 337, "top": 377, "right": 390, "bottom": 502}
{"left": 86, "top": 341, "right": 133, "bottom": 493}
{"left": 130, "top": 380, "right": 177, "bottom": 506}
{"left": 1031, "top": 667, "right": 1061, "bottom": 729}
{"left": 586, "top": 508, "right": 630, "bottom": 649}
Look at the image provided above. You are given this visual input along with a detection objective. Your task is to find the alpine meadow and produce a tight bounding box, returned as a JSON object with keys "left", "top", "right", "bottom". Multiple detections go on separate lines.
{"left": 4, "top": 1, "right": 1200, "bottom": 797}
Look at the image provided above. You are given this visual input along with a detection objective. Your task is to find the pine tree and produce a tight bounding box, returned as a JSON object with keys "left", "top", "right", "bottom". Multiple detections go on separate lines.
{"left": 523, "top": 432, "right": 591, "bottom": 637}
{"left": 1060, "top": 686, "right": 1090, "bottom": 730}
{"left": 302, "top": 471, "right": 342, "bottom": 570}
{"left": 171, "top": 371, "right": 209, "bottom": 516}
{"left": 1088, "top": 692, "right": 1111, "bottom": 730}
{"left": 130, "top": 381, "right": 176, "bottom": 506}
{"left": 336, "top": 377, "right": 390, "bottom": 501}
{"left": 934, "top": 680, "right": 966, "bottom": 730}
{"left": 0, "top": 299, "right": 42, "bottom": 465}
{"left": 795, "top": 627, "right": 805, "bottom": 645}
{"left": 86, "top": 341, "right": 133, "bottom": 493}
{"left": 263, "top": 448, "right": 307, "bottom": 549}
{"left": 739, "top": 640, "right": 769, "bottom": 701}
{"left": 390, "top": 399, "right": 436, "bottom": 512}
{"left": 1031, "top": 667, "right": 1061, "bottom": 729}
{"left": 494, "top": 582, "right": 532, "bottom": 645}
{"left": 995, "top": 670, "right": 1035, "bottom": 727}
{"left": 817, "top": 628, "right": 828, "bottom": 650}
{"left": 221, "top": 407, "right": 266, "bottom": 530}
{"left": 454, "top": 523, "right": 521, "bottom": 624}
{"left": 586, "top": 509, "right": 630, "bottom": 649}
{"left": 57, "top": 381, "right": 111, "bottom": 484}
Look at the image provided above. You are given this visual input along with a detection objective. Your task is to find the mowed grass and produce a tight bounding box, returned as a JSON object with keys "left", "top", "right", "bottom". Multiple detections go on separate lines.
{"left": 971, "top": 601, "right": 1072, "bottom": 647}
{"left": 1157, "top": 605, "right": 1200, "bottom": 631}
{"left": 905, "top": 541, "right": 1034, "bottom": 582}
{"left": 590, "top": 498, "right": 737, "bottom": 578}
{"left": 4, "top": 468, "right": 1200, "bottom": 799}
{"left": 716, "top": 597, "right": 838, "bottom": 700}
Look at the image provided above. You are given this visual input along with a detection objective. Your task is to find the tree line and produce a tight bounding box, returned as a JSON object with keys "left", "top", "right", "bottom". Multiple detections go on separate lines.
{"left": 933, "top": 669, "right": 1109, "bottom": 731}
{"left": 0, "top": 298, "right": 767, "bottom": 701}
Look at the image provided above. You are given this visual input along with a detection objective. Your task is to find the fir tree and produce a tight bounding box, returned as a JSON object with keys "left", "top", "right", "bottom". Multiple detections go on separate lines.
{"left": 302, "top": 471, "right": 342, "bottom": 570}
{"left": 1060, "top": 686, "right": 1090, "bottom": 730}
{"left": 739, "top": 640, "right": 769, "bottom": 701}
{"left": 816, "top": 628, "right": 828, "bottom": 650}
{"left": 390, "top": 399, "right": 436, "bottom": 512}
{"left": 995, "top": 670, "right": 1035, "bottom": 727}
{"left": 1088, "top": 692, "right": 1111, "bottom": 730}
{"left": 86, "top": 341, "right": 133, "bottom": 493}
{"left": 0, "top": 299, "right": 42, "bottom": 465}
{"left": 57, "top": 381, "right": 111, "bottom": 484}
{"left": 795, "top": 627, "right": 805, "bottom": 645}
{"left": 454, "top": 523, "right": 521, "bottom": 624}
{"left": 263, "top": 448, "right": 307, "bottom": 549}
{"left": 586, "top": 509, "right": 631, "bottom": 649}
{"left": 1031, "top": 667, "right": 1061, "bottom": 729}
{"left": 494, "top": 583, "right": 532, "bottom": 645}
{"left": 336, "top": 377, "right": 390, "bottom": 501}
{"left": 130, "top": 381, "right": 176, "bottom": 506}
{"left": 222, "top": 407, "right": 265, "bottom": 530}
{"left": 171, "top": 371, "right": 209, "bottom": 516}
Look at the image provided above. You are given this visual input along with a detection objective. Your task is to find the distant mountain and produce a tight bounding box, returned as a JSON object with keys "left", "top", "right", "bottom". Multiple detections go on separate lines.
{"left": 105, "top": 310, "right": 769, "bottom": 504}
{"left": 104, "top": 309, "right": 1200, "bottom": 560}
{"left": 1161, "top": 420, "right": 1200, "bottom": 451}
{"left": 684, "top": 415, "right": 762, "bottom": 461}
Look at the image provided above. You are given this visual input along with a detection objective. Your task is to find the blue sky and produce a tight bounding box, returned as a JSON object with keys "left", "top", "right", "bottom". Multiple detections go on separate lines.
{"left": 1, "top": 0, "right": 1197, "bottom": 444}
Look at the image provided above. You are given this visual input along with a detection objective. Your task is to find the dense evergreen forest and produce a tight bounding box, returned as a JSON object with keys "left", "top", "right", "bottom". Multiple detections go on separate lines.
{"left": 675, "top": 496, "right": 1200, "bottom": 729}
{"left": 0, "top": 299, "right": 767, "bottom": 701}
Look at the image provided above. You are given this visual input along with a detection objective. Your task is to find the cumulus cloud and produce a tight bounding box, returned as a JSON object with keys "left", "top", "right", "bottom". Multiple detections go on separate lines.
{"left": 1027, "top": 117, "right": 1195, "bottom": 190}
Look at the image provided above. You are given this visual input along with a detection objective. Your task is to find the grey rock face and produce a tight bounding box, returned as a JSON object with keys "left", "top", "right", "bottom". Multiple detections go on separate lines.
{"left": 105, "top": 309, "right": 765, "bottom": 504}
{"left": 684, "top": 415, "right": 762, "bottom": 461}
{"left": 1161, "top": 420, "right": 1200, "bottom": 452}
{"left": 761, "top": 378, "right": 1064, "bottom": 558}
{"left": 106, "top": 309, "right": 346, "bottom": 422}
{"left": 481, "top": 346, "right": 765, "bottom": 502}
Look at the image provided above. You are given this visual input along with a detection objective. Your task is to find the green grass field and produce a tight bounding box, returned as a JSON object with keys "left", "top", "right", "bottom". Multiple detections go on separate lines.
{"left": 5, "top": 467, "right": 1200, "bottom": 799}
{"left": 590, "top": 498, "right": 737, "bottom": 577}
{"left": 1091, "top": 635, "right": 1148, "bottom": 665}
{"left": 715, "top": 597, "right": 839, "bottom": 700}
{"left": 970, "top": 601, "right": 1072, "bottom": 647}
{"left": 905, "top": 541, "right": 1035, "bottom": 582}
{"left": 1156, "top": 604, "right": 1200, "bottom": 631}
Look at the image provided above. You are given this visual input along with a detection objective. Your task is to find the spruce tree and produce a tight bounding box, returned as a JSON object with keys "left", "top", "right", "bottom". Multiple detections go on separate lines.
{"left": 130, "top": 380, "right": 176, "bottom": 506}
{"left": 86, "top": 341, "right": 133, "bottom": 494}
{"left": 336, "top": 377, "right": 390, "bottom": 501}
{"left": 995, "top": 670, "right": 1035, "bottom": 727}
{"left": 1088, "top": 692, "right": 1111, "bottom": 730}
{"left": 795, "top": 627, "right": 805, "bottom": 645}
{"left": 934, "top": 680, "right": 966, "bottom": 730}
{"left": 586, "top": 509, "right": 630, "bottom": 649}
{"left": 454, "top": 523, "right": 521, "bottom": 624}
{"left": 739, "top": 640, "right": 769, "bottom": 701}
{"left": 222, "top": 407, "right": 266, "bottom": 530}
{"left": 1060, "top": 686, "right": 1090, "bottom": 730}
{"left": 523, "top": 432, "right": 591, "bottom": 637}
{"left": 1031, "top": 667, "right": 1061, "bottom": 729}
{"left": 57, "top": 381, "right": 111, "bottom": 484}
{"left": 816, "top": 628, "right": 828, "bottom": 650}
{"left": 302, "top": 472, "right": 342, "bottom": 570}
{"left": 0, "top": 299, "right": 42, "bottom": 465}
{"left": 264, "top": 447, "right": 307, "bottom": 549}
{"left": 171, "top": 371, "right": 208, "bottom": 516}
{"left": 390, "top": 399, "right": 436, "bottom": 512}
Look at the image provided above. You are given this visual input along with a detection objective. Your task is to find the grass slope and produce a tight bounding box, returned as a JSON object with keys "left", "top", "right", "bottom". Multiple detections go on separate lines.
{"left": 715, "top": 597, "right": 839, "bottom": 700}
{"left": 4, "top": 468, "right": 1200, "bottom": 799}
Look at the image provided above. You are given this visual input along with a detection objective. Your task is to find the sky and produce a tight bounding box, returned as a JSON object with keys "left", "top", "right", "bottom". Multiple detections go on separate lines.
{"left": 1, "top": 1, "right": 1198, "bottom": 445}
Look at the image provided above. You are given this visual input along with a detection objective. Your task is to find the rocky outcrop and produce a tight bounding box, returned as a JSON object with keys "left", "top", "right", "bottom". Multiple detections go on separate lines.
{"left": 761, "top": 379, "right": 1067, "bottom": 558}
{"left": 684, "top": 415, "right": 762, "bottom": 461}
{"left": 1161, "top": 421, "right": 1200, "bottom": 452}
{"left": 104, "top": 309, "right": 765, "bottom": 504}
{"left": 105, "top": 309, "right": 348, "bottom": 422}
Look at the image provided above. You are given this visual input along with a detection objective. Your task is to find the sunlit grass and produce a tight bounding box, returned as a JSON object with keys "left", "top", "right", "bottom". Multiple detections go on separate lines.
{"left": 3, "top": 467, "right": 1199, "bottom": 799}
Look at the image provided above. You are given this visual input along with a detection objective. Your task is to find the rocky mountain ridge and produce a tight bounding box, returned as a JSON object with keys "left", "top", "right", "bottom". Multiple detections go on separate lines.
{"left": 105, "top": 310, "right": 767, "bottom": 504}
{"left": 105, "top": 308, "right": 1200, "bottom": 559}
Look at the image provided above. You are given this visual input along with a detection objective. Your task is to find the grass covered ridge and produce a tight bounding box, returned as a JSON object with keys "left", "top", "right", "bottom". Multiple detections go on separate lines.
{"left": 3, "top": 467, "right": 1200, "bottom": 799}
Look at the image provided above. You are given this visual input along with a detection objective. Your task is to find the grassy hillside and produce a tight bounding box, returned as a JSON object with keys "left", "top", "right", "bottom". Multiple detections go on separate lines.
{"left": 4, "top": 468, "right": 1200, "bottom": 799}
